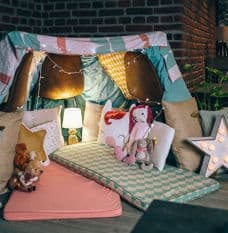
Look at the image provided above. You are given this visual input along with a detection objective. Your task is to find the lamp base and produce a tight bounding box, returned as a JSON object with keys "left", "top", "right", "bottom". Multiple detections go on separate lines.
{"left": 67, "top": 129, "right": 78, "bottom": 145}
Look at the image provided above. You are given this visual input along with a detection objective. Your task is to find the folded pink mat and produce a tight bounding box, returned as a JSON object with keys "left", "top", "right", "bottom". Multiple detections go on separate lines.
{"left": 4, "top": 161, "right": 122, "bottom": 221}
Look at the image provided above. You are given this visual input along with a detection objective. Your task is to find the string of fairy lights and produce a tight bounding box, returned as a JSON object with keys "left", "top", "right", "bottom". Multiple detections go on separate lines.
{"left": 46, "top": 55, "right": 84, "bottom": 75}
{"left": 45, "top": 51, "right": 146, "bottom": 76}
{"left": 31, "top": 50, "right": 162, "bottom": 110}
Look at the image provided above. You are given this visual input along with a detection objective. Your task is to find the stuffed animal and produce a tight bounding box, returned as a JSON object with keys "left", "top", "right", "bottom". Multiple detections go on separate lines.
{"left": 14, "top": 143, "right": 43, "bottom": 170}
{"left": 14, "top": 143, "right": 30, "bottom": 171}
{"left": 115, "top": 104, "right": 153, "bottom": 165}
{"left": 8, "top": 159, "right": 43, "bottom": 192}
{"left": 130, "top": 138, "right": 154, "bottom": 170}
{"left": 7, "top": 143, "right": 44, "bottom": 192}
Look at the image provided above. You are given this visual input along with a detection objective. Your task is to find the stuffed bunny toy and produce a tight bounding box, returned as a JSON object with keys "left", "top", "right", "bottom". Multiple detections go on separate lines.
{"left": 130, "top": 138, "right": 154, "bottom": 170}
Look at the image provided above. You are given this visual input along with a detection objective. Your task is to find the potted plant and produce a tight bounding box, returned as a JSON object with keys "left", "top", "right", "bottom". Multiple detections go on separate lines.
{"left": 182, "top": 64, "right": 228, "bottom": 110}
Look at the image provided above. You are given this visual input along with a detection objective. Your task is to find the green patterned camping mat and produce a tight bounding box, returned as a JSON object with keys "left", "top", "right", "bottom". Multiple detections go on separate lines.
{"left": 50, "top": 142, "right": 220, "bottom": 210}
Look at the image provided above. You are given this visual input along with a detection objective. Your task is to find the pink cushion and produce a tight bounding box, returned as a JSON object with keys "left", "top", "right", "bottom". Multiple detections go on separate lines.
{"left": 3, "top": 162, "right": 122, "bottom": 221}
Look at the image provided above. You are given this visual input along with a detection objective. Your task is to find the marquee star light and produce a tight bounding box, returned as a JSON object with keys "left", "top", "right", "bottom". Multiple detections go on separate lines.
{"left": 187, "top": 115, "right": 228, "bottom": 177}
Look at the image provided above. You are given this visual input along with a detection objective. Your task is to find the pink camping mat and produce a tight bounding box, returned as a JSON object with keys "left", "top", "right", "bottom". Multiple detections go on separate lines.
{"left": 3, "top": 161, "right": 122, "bottom": 221}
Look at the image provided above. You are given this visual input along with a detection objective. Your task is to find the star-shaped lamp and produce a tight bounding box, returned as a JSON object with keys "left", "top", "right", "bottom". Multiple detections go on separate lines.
{"left": 187, "top": 115, "right": 228, "bottom": 177}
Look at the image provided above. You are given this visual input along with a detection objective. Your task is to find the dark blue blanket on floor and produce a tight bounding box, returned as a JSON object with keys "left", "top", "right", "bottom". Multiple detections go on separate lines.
{"left": 131, "top": 200, "right": 228, "bottom": 233}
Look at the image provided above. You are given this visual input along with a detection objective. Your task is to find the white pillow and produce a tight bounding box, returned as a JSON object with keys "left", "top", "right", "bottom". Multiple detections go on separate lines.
{"left": 82, "top": 101, "right": 104, "bottom": 142}
{"left": 31, "top": 120, "right": 64, "bottom": 159}
{"left": 22, "top": 106, "right": 62, "bottom": 128}
{"left": 148, "top": 121, "right": 175, "bottom": 171}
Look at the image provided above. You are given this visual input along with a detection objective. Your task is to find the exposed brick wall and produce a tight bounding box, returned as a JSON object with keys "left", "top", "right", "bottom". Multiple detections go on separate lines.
{"left": 38, "top": 0, "right": 182, "bottom": 39}
{"left": 0, "top": 0, "right": 217, "bottom": 89}
{"left": 0, "top": 0, "right": 42, "bottom": 39}
{"left": 179, "top": 0, "right": 217, "bottom": 88}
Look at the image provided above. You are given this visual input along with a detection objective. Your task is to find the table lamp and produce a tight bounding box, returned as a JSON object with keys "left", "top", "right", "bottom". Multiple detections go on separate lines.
{"left": 216, "top": 26, "right": 228, "bottom": 56}
{"left": 62, "top": 107, "right": 82, "bottom": 145}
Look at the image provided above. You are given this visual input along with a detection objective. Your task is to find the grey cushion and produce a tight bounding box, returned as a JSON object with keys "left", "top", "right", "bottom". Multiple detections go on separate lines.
{"left": 199, "top": 108, "right": 228, "bottom": 136}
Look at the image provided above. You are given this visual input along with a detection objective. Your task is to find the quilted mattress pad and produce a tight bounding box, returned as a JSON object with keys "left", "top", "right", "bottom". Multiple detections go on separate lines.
{"left": 50, "top": 142, "right": 220, "bottom": 210}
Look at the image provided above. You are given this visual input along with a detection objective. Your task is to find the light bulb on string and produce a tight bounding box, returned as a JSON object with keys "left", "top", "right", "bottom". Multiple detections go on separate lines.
{"left": 43, "top": 50, "right": 149, "bottom": 78}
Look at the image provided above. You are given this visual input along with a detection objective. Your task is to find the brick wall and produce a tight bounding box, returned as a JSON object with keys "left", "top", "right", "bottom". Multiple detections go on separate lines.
{"left": 39, "top": 0, "right": 182, "bottom": 39}
{"left": 179, "top": 0, "right": 217, "bottom": 88}
{"left": 0, "top": 0, "right": 42, "bottom": 39}
{"left": 0, "top": 0, "right": 217, "bottom": 89}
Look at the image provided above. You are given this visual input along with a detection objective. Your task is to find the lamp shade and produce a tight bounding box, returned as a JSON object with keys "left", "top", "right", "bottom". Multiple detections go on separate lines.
{"left": 217, "top": 26, "right": 228, "bottom": 41}
{"left": 62, "top": 108, "right": 82, "bottom": 129}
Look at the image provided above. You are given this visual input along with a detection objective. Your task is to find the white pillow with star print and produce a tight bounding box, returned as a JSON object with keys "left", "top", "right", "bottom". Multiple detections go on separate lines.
{"left": 31, "top": 120, "right": 64, "bottom": 157}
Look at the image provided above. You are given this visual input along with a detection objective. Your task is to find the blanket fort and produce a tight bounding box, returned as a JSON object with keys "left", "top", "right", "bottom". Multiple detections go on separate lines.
{"left": 0, "top": 31, "right": 182, "bottom": 104}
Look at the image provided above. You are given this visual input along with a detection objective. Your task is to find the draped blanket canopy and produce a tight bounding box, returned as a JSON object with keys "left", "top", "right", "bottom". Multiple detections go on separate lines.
{"left": 0, "top": 31, "right": 188, "bottom": 110}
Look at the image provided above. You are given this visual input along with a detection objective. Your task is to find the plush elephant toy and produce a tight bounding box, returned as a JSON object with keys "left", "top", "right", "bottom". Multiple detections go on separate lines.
{"left": 130, "top": 138, "right": 154, "bottom": 170}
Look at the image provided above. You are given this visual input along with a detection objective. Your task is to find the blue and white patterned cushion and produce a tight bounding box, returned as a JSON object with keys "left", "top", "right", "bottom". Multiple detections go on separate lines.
{"left": 50, "top": 142, "right": 220, "bottom": 210}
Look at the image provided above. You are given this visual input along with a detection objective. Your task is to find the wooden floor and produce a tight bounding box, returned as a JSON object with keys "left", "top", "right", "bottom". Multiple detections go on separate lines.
{"left": 0, "top": 176, "right": 227, "bottom": 233}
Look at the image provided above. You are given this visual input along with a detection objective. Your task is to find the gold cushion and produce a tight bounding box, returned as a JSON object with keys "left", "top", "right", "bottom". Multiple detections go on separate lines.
{"left": 40, "top": 53, "right": 83, "bottom": 99}
{"left": 3, "top": 52, "right": 46, "bottom": 112}
{"left": 98, "top": 51, "right": 162, "bottom": 101}
{"left": 98, "top": 51, "right": 132, "bottom": 99}
{"left": 124, "top": 51, "right": 162, "bottom": 102}
{"left": 0, "top": 111, "right": 23, "bottom": 194}
{"left": 3, "top": 53, "right": 33, "bottom": 112}
{"left": 162, "top": 97, "right": 203, "bottom": 171}
{"left": 17, "top": 124, "right": 47, "bottom": 163}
